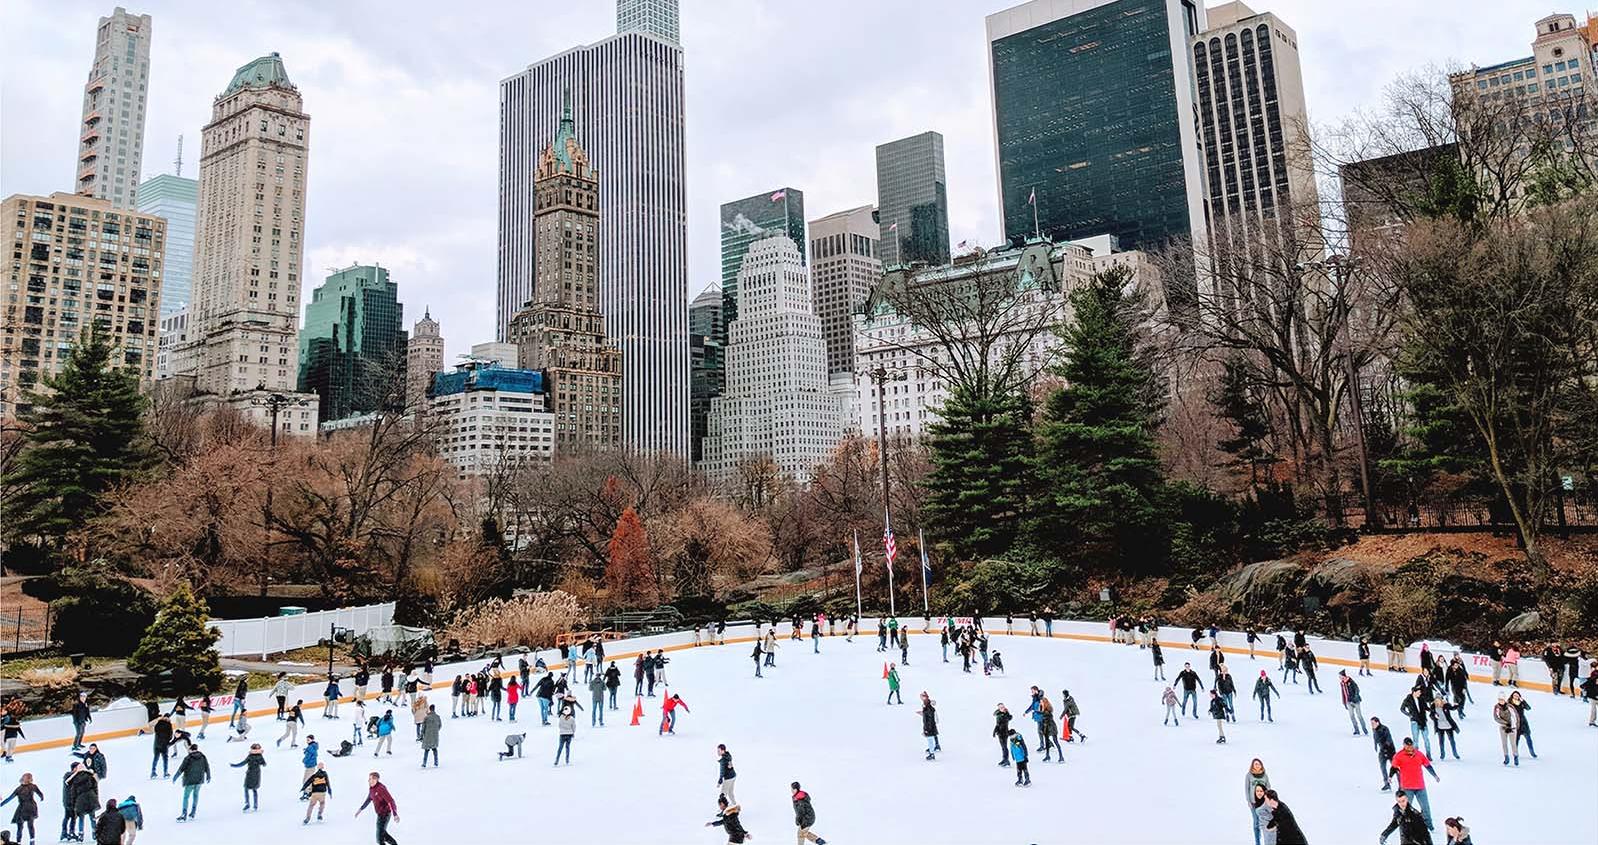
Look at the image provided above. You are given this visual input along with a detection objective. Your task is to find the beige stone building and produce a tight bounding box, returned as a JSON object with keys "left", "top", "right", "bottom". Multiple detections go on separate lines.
{"left": 406, "top": 309, "right": 443, "bottom": 412}
{"left": 508, "top": 97, "right": 622, "bottom": 449}
{"left": 808, "top": 204, "right": 881, "bottom": 378}
{"left": 1191, "top": 1, "right": 1321, "bottom": 254}
{"left": 76, "top": 7, "right": 152, "bottom": 209}
{"left": 180, "top": 52, "right": 310, "bottom": 402}
{"left": 1, "top": 192, "right": 164, "bottom": 418}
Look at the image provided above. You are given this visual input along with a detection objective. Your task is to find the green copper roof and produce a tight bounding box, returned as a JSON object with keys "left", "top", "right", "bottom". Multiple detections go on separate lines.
{"left": 224, "top": 52, "right": 294, "bottom": 95}
{"left": 553, "top": 88, "right": 577, "bottom": 170}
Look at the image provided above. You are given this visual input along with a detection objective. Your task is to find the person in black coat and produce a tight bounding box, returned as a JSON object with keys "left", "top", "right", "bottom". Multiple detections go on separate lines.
{"left": 66, "top": 763, "right": 98, "bottom": 838}
{"left": 1379, "top": 790, "right": 1433, "bottom": 845}
{"left": 992, "top": 704, "right": 1013, "bottom": 766}
{"left": 1372, "top": 717, "right": 1397, "bottom": 791}
{"left": 91, "top": 799, "right": 124, "bottom": 845}
{"left": 71, "top": 744, "right": 107, "bottom": 780}
{"left": 1265, "top": 790, "right": 1308, "bottom": 845}
{"left": 706, "top": 795, "right": 749, "bottom": 844}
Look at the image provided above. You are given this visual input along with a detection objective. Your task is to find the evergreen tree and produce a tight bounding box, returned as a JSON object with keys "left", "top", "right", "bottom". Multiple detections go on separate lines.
{"left": 921, "top": 388, "right": 1034, "bottom": 560}
{"left": 2, "top": 325, "right": 152, "bottom": 552}
{"left": 1210, "top": 355, "right": 1275, "bottom": 489}
{"left": 127, "top": 582, "right": 224, "bottom": 694}
{"left": 1028, "top": 265, "right": 1170, "bottom": 574}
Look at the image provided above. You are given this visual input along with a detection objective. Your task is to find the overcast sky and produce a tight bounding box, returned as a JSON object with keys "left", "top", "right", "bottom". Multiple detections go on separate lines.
{"left": 2, "top": 0, "right": 1550, "bottom": 361}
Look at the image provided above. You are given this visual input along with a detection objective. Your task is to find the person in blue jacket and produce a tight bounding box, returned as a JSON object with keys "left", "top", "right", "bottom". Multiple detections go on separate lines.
{"left": 300, "top": 736, "right": 320, "bottom": 791}
{"left": 372, "top": 712, "right": 395, "bottom": 757}
{"left": 1008, "top": 730, "right": 1030, "bottom": 786}
{"left": 117, "top": 795, "right": 143, "bottom": 839}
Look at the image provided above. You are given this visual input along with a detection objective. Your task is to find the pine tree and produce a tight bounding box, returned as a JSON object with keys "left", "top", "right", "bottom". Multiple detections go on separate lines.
{"left": 921, "top": 388, "right": 1034, "bottom": 560}
{"left": 1029, "top": 265, "right": 1170, "bottom": 574}
{"left": 1211, "top": 355, "right": 1275, "bottom": 489}
{"left": 2, "top": 325, "right": 152, "bottom": 551}
{"left": 127, "top": 582, "right": 224, "bottom": 695}
{"left": 605, "top": 506, "right": 658, "bottom": 608}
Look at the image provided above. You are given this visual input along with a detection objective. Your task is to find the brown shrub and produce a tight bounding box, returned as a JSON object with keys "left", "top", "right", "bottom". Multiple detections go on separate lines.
{"left": 446, "top": 591, "right": 586, "bottom": 649}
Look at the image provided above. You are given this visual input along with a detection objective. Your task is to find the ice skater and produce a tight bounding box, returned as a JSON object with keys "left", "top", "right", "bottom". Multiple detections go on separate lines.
{"left": 705, "top": 794, "right": 749, "bottom": 844}
{"left": 1244, "top": 759, "right": 1270, "bottom": 845}
{"left": 1339, "top": 670, "right": 1367, "bottom": 735}
{"left": 791, "top": 781, "right": 827, "bottom": 844}
{"left": 1372, "top": 717, "right": 1397, "bottom": 790}
{"left": 660, "top": 693, "right": 690, "bottom": 735}
{"left": 886, "top": 664, "right": 903, "bottom": 705}
{"left": 1152, "top": 640, "right": 1166, "bottom": 680}
{"left": 1386, "top": 738, "right": 1439, "bottom": 829}
{"left": 1299, "top": 647, "right": 1322, "bottom": 694}
{"left": 1249, "top": 670, "right": 1277, "bottom": 722}
{"left": 301, "top": 763, "right": 331, "bottom": 824}
{"left": 1060, "top": 690, "right": 1086, "bottom": 742}
{"left": 751, "top": 640, "right": 764, "bottom": 678}
{"left": 716, "top": 745, "right": 736, "bottom": 804}
{"left": 554, "top": 696, "right": 580, "bottom": 764}
{"left": 497, "top": 733, "right": 526, "bottom": 760}
{"left": 275, "top": 700, "right": 304, "bottom": 748}
{"left": 229, "top": 743, "right": 265, "bottom": 812}
{"left": 917, "top": 692, "right": 939, "bottom": 761}
{"left": 372, "top": 710, "right": 395, "bottom": 757}
{"left": 0, "top": 773, "right": 43, "bottom": 844}
{"left": 1009, "top": 730, "right": 1030, "bottom": 786}
{"left": 272, "top": 674, "right": 293, "bottom": 721}
{"left": 355, "top": 772, "right": 399, "bottom": 845}
{"left": 1378, "top": 789, "right": 1430, "bottom": 845}
{"left": 1208, "top": 690, "right": 1229, "bottom": 744}
{"left": 420, "top": 706, "right": 441, "bottom": 768}
{"left": 171, "top": 746, "right": 210, "bottom": 822}
{"left": 993, "top": 704, "right": 1013, "bottom": 765}
{"left": 1176, "top": 663, "right": 1205, "bottom": 718}
{"left": 323, "top": 675, "right": 342, "bottom": 719}
{"left": 1162, "top": 686, "right": 1180, "bottom": 726}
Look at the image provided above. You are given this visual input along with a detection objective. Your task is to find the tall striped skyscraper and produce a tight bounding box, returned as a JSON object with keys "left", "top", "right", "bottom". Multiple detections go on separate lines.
{"left": 498, "top": 13, "right": 689, "bottom": 458}
{"left": 76, "top": 7, "right": 152, "bottom": 208}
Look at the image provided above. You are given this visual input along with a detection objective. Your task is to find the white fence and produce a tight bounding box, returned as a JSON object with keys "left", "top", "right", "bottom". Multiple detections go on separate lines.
{"left": 208, "top": 602, "right": 395, "bottom": 659}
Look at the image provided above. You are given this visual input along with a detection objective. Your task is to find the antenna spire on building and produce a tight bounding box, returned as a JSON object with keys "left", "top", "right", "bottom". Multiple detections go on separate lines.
{"left": 174, "top": 135, "right": 184, "bottom": 176}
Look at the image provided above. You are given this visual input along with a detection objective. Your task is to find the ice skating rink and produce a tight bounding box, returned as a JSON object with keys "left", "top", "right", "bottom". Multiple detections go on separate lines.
{"left": 13, "top": 632, "right": 1597, "bottom": 844}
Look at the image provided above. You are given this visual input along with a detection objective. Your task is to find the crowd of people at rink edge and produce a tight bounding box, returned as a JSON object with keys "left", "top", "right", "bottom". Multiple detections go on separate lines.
{"left": 0, "top": 616, "right": 1595, "bottom": 845}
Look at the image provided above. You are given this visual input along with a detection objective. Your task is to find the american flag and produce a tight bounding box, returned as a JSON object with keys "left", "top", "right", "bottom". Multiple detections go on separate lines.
{"left": 1027, "top": 187, "right": 1036, "bottom": 206}
{"left": 770, "top": 190, "right": 786, "bottom": 202}
{"left": 884, "top": 525, "right": 897, "bottom": 573}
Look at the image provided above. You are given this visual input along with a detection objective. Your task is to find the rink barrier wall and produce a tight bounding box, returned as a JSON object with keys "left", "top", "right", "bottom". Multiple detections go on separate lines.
{"left": 8, "top": 618, "right": 1571, "bottom": 756}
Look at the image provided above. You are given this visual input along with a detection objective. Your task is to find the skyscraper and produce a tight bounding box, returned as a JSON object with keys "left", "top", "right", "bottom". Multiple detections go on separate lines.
{"left": 1192, "top": 2, "right": 1320, "bottom": 251}
{"left": 720, "top": 188, "right": 805, "bottom": 326}
{"left": 297, "top": 265, "right": 405, "bottom": 423}
{"left": 986, "top": 0, "right": 1208, "bottom": 252}
{"left": 703, "top": 235, "right": 840, "bottom": 482}
{"left": 508, "top": 96, "right": 623, "bottom": 449}
{"left": 406, "top": 309, "right": 443, "bottom": 413}
{"left": 499, "top": 11, "right": 688, "bottom": 456}
{"left": 135, "top": 173, "right": 197, "bottom": 317}
{"left": 181, "top": 52, "right": 317, "bottom": 424}
{"left": 0, "top": 192, "right": 164, "bottom": 418}
{"left": 688, "top": 285, "right": 723, "bottom": 463}
{"left": 875, "top": 132, "right": 949, "bottom": 267}
{"left": 617, "top": 0, "right": 680, "bottom": 43}
{"left": 808, "top": 205, "right": 881, "bottom": 377}
{"left": 76, "top": 7, "right": 151, "bottom": 208}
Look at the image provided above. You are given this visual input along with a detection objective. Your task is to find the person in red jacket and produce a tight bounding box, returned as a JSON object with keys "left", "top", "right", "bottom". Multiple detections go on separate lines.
{"left": 356, "top": 771, "right": 399, "bottom": 845}
{"left": 506, "top": 679, "right": 521, "bottom": 723}
{"left": 660, "top": 694, "right": 690, "bottom": 736}
{"left": 1386, "top": 738, "right": 1439, "bottom": 831}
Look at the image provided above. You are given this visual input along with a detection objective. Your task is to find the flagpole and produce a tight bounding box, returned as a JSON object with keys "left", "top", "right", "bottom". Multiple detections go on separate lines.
{"left": 852, "top": 529, "right": 863, "bottom": 621}
{"left": 1032, "top": 194, "right": 1040, "bottom": 239}
{"left": 885, "top": 509, "right": 896, "bottom": 618}
{"left": 918, "top": 528, "right": 930, "bottom": 613}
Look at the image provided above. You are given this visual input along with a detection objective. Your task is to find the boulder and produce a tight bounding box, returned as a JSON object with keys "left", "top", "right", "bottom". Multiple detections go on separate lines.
{"left": 1303, "top": 557, "right": 1370, "bottom": 597}
{"left": 1500, "top": 610, "right": 1544, "bottom": 637}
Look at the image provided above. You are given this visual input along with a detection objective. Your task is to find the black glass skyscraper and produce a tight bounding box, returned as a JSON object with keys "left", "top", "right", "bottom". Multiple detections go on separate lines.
{"left": 875, "top": 132, "right": 950, "bottom": 267}
{"left": 986, "top": 0, "right": 1206, "bottom": 252}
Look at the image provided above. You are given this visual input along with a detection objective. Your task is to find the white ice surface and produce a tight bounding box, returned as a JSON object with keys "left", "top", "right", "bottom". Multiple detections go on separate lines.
{"left": 11, "top": 632, "right": 1596, "bottom": 844}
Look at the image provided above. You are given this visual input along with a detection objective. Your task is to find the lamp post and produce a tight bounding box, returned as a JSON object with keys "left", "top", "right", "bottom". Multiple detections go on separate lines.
{"left": 327, "top": 623, "right": 354, "bottom": 678}
{"left": 252, "top": 384, "right": 310, "bottom": 597}
{"left": 861, "top": 364, "right": 907, "bottom": 614}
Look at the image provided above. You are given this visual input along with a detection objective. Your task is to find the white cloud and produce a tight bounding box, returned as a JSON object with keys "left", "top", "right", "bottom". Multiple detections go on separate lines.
{"left": 1, "top": 0, "right": 1553, "bottom": 362}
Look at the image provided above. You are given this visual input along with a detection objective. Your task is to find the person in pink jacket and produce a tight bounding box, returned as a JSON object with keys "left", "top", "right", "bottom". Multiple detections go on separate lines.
{"left": 1502, "top": 646, "right": 1521, "bottom": 687}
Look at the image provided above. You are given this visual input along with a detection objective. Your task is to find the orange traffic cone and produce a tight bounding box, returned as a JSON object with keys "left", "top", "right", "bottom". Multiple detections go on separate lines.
{"left": 882, "top": 662, "right": 890, "bottom": 679}
{"left": 630, "top": 698, "right": 643, "bottom": 726}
